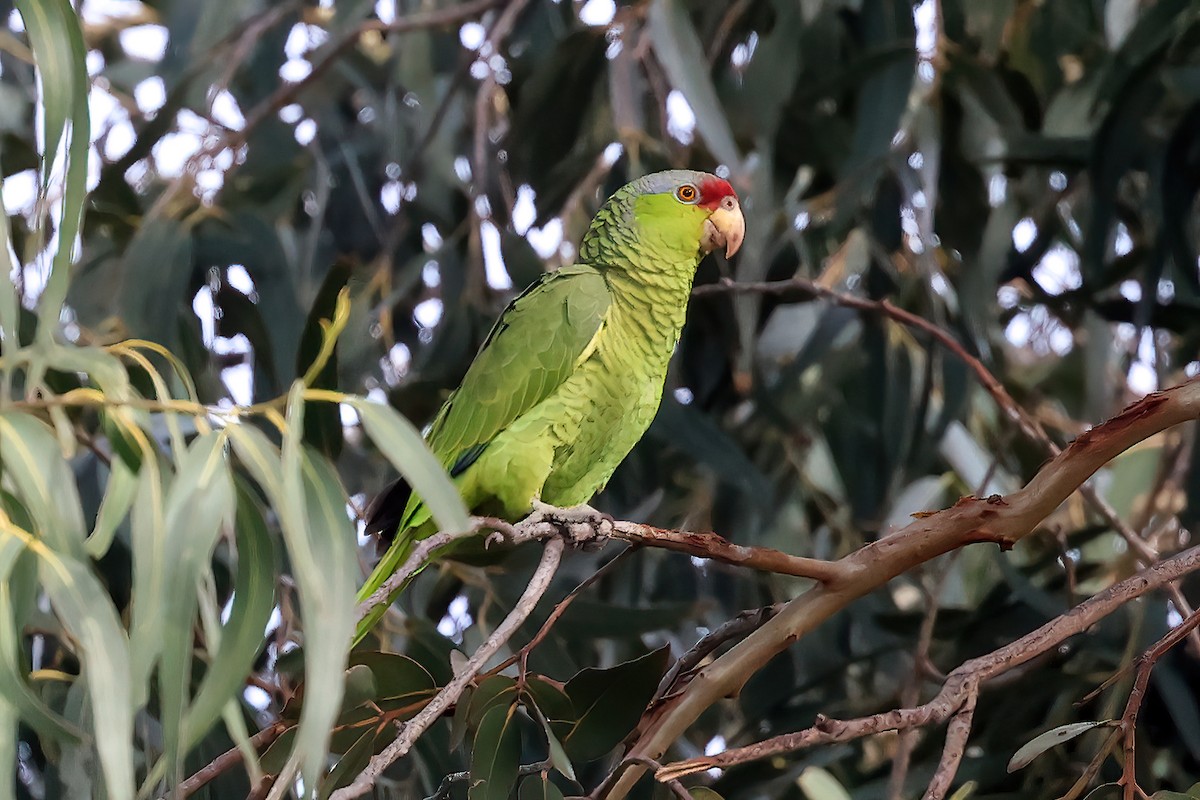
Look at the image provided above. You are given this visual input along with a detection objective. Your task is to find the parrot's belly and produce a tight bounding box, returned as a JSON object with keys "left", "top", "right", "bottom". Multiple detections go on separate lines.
{"left": 472, "top": 328, "right": 673, "bottom": 515}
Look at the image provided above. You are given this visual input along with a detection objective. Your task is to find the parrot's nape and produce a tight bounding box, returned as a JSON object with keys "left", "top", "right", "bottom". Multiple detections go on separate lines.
{"left": 356, "top": 170, "right": 745, "bottom": 644}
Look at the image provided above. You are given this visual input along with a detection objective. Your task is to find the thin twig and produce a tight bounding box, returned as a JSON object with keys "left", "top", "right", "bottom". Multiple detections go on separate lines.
{"left": 650, "top": 604, "right": 784, "bottom": 711}
{"left": 889, "top": 565, "right": 953, "bottom": 800}
{"left": 485, "top": 546, "right": 636, "bottom": 679}
{"left": 653, "top": 544, "right": 1200, "bottom": 782}
{"left": 332, "top": 538, "right": 565, "bottom": 800}
{"left": 174, "top": 722, "right": 288, "bottom": 798}
{"left": 922, "top": 678, "right": 978, "bottom": 800}
{"left": 1117, "top": 610, "right": 1200, "bottom": 799}
{"left": 423, "top": 759, "right": 552, "bottom": 800}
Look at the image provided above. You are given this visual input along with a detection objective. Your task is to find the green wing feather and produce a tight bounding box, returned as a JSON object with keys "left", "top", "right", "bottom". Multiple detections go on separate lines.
{"left": 355, "top": 264, "right": 611, "bottom": 641}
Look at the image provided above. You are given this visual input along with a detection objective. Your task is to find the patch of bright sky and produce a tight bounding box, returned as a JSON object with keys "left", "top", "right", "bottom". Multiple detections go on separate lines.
{"left": 226, "top": 264, "right": 255, "bottom": 295}
{"left": 437, "top": 594, "right": 473, "bottom": 640}
{"left": 1011, "top": 218, "right": 1037, "bottom": 252}
{"left": 460, "top": 22, "right": 486, "bottom": 50}
{"left": 192, "top": 287, "right": 217, "bottom": 346}
{"left": 422, "top": 261, "right": 440, "bottom": 288}
{"left": 731, "top": 32, "right": 758, "bottom": 70}
{"left": 1128, "top": 327, "right": 1157, "bottom": 394}
{"left": 381, "top": 181, "right": 402, "bottom": 214}
{"left": 480, "top": 220, "right": 512, "bottom": 289}
{"left": 2, "top": 170, "right": 37, "bottom": 216}
{"left": 134, "top": 76, "right": 166, "bottom": 116}
{"left": 80, "top": 0, "right": 146, "bottom": 24}
{"left": 913, "top": 0, "right": 937, "bottom": 57}
{"left": 988, "top": 174, "right": 1007, "bottom": 207}
{"left": 375, "top": 0, "right": 396, "bottom": 24}
{"left": 210, "top": 91, "right": 245, "bottom": 131}
{"left": 1113, "top": 222, "right": 1133, "bottom": 257}
{"left": 512, "top": 185, "right": 536, "bottom": 235}
{"left": 666, "top": 90, "right": 696, "bottom": 145}
{"left": 1031, "top": 243, "right": 1082, "bottom": 295}
{"left": 704, "top": 734, "right": 726, "bottom": 777}
{"left": 527, "top": 218, "right": 563, "bottom": 259}
{"left": 295, "top": 118, "right": 317, "bottom": 145}
{"left": 579, "top": 0, "right": 616, "bottom": 26}
{"left": 414, "top": 298, "right": 443, "bottom": 328}
{"left": 120, "top": 25, "right": 168, "bottom": 61}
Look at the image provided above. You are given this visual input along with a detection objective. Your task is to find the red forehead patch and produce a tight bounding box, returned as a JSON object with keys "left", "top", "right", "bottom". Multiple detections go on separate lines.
{"left": 697, "top": 176, "right": 737, "bottom": 209}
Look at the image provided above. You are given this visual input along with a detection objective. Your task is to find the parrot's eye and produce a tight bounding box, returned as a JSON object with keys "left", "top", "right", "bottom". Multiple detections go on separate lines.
{"left": 675, "top": 184, "right": 698, "bottom": 203}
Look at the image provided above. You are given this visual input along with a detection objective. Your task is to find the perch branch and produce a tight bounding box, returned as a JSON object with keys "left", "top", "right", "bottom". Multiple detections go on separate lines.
{"left": 610, "top": 521, "right": 843, "bottom": 581}
{"left": 653, "top": 544, "right": 1200, "bottom": 783}
{"left": 332, "top": 538, "right": 565, "bottom": 800}
{"left": 356, "top": 511, "right": 835, "bottom": 626}
{"left": 605, "top": 378, "right": 1200, "bottom": 798}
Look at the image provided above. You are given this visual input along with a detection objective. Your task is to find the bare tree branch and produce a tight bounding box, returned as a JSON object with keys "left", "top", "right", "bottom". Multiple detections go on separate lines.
{"left": 695, "top": 276, "right": 1200, "bottom": 647}
{"left": 611, "top": 521, "right": 843, "bottom": 582}
{"left": 332, "top": 538, "right": 566, "bottom": 800}
{"left": 653, "top": 544, "right": 1200, "bottom": 784}
{"left": 1117, "top": 610, "right": 1200, "bottom": 799}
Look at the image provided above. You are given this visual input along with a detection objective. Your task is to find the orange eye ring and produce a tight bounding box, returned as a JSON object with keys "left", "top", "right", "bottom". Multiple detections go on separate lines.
{"left": 675, "top": 184, "right": 698, "bottom": 203}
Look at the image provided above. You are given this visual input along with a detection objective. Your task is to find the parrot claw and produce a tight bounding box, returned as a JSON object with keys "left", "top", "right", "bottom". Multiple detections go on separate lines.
{"left": 530, "top": 501, "right": 614, "bottom": 547}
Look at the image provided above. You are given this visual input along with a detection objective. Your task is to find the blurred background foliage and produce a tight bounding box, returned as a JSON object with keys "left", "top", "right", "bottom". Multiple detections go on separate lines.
{"left": 3, "top": 0, "right": 1200, "bottom": 797}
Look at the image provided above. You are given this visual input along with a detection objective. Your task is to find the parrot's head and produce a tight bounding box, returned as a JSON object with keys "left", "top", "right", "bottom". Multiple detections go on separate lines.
{"left": 578, "top": 170, "right": 746, "bottom": 272}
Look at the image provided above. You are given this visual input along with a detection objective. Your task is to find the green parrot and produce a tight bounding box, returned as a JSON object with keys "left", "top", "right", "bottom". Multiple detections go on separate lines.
{"left": 356, "top": 170, "right": 745, "bottom": 642}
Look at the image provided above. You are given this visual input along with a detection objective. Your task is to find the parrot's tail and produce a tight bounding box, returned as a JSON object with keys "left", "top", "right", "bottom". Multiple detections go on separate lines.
{"left": 352, "top": 534, "right": 417, "bottom": 647}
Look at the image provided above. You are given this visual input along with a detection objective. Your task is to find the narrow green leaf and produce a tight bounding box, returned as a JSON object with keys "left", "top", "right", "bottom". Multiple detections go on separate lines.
{"left": 127, "top": 456, "right": 169, "bottom": 706}
{"left": 85, "top": 458, "right": 138, "bottom": 559}
{"left": 529, "top": 700, "right": 575, "bottom": 783}
{"left": 0, "top": 513, "right": 77, "bottom": 742}
{"left": 0, "top": 411, "right": 87, "bottom": 558}
{"left": 19, "top": 531, "right": 135, "bottom": 799}
{"left": 13, "top": 0, "right": 90, "bottom": 335}
{"left": 469, "top": 703, "right": 521, "bottom": 800}
{"left": 158, "top": 433, "right": 235, "bottom": 786}
{"left": 184, "top": 485, "right": 277, "bottom": 749}
{"left": 349, "top": 398, "right": 470, "bottom": 534}
{"left": 518, "top": 775, "right": 565, "bottom": 800}
{"left": 797, "top": 766, "right": 852, "bottom": 800}
{"left": 947, "top": 782, "right": 978, "bottom": 800}
{"left": 0, "top": 693, "right": 15, "bottom": 800}
{"left": 0, "top": 188, "right": 19, "bottom": 365}
{"left": 318, "top": 727, "right": 378, "bottom": 800}
{"left": 1008, "top": 720, "right": 1114, "bottom": 772}
{"left": 231, "top": 382, "right": 357, "bottom": 796}
{"left": 646, "top": 0, "right": 741, "bottom": 168}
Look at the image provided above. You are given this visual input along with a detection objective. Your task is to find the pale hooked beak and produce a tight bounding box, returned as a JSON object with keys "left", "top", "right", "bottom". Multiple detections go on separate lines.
{"left": 701, "top": 197, "right": 746, "bottom": 258}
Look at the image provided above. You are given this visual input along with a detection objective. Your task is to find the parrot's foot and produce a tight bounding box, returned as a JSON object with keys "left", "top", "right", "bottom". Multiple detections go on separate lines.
{"left": 530, "top": 500, "right": 614, "bottom": 548}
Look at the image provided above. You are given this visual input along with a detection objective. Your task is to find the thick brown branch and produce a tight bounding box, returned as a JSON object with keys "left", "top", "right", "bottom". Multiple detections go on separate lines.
{"left": 695, "top": 277, "right": 1200, "bottom": 644}
{"left": 654, "top": 544, "right": 1200, "bottom": 783}
{"left": 651, "top": 604, "right": 784, "bottom": 709}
